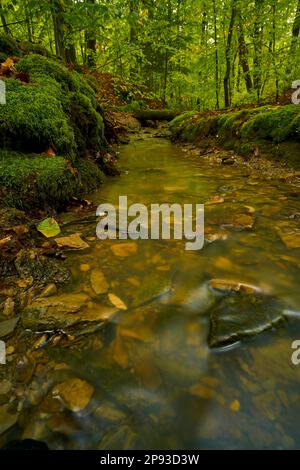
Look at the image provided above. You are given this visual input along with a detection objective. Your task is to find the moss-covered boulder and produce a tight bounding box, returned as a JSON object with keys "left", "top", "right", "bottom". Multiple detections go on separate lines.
{"left": 0, "top": 51, "right": 109, "bottom": 209}
{"left": 0, "top": 79, "right": 76, "bottom": 157}
{"left": 0, "top": 151, "right": 104, "bottom": 210}
{"left": 170, "top": 105, "right": 300, "bottom": 166}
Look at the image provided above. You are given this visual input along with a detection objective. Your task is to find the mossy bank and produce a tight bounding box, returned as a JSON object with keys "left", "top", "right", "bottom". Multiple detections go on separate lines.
{"left": 169, "top": 105, "right": 300, "bottom": 169}
{"left": 0, "top": 36, "right": 108, "bottom": 211}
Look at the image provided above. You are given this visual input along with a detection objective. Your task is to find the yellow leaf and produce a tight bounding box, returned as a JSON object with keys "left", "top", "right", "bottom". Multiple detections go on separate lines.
{"left": 230, "top": 399, "right": 240, "bottom": 412}
{"left": 108, "top": 293, "right": 127, "bottom": 310}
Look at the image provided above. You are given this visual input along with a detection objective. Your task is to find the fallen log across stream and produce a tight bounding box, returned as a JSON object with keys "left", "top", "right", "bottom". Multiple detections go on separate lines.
{"left": 133, "top": 109, "right": 180, "bottom": 123}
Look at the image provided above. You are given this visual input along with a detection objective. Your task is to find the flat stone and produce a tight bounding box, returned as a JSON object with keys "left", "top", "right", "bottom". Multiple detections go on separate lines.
{"left": 55, "top": 233, "right": 90, "bottom": 250}
{"left": 21, "top": 294, "right": 90, "bottom": 330}
{"left": 209, "top": 293, "right": 285, "bottom": 348}
{"left": 52, "top": 378, "right": 94, "bottom": 412}
{"left": 111, "top": 242, "right": 137, "bottom": 257}
{"left": 21, "top": 294, "right": 115, "bottom": 331}
{"left": 0, "top": 316, "right": 19, "bottom": 338}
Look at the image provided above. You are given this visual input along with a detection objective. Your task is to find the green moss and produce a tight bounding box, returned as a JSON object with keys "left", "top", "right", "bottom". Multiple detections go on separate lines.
{"left": 170, "top": 104, "right": 300, "bottom": 166}
{"left": 84, "top": 74, "right": 99, "bottom": 92}
{"left": 16, "top": 55, "right": 97, "bottom": 104}
{"left": 0, "top": 150, "right": 104, "bottom": 210}
{"left": 169, "top": 111, "right": 196, "bottom": 132}
{"left": 241, "top": 106, "right": 300, "bottom": 143}
{"left": 0, "top": 52, "right": 107, "bottom": 210}
{"left": 16, "top": 54, "right": 73, "bottom": 91}
{"left": 0, "top": 78, "right": 76, "bottom": 157}
{"left": 75, "top": 159, "right": 105, "bottom": 190}
{"left": 20, "top": 41, "right": 52, "bottom": 57}
{"left": 68, "top": 92, "right": 104, "bottom": 155}
{"left": 69, "top": 70, "right": 97, "bottom": 107}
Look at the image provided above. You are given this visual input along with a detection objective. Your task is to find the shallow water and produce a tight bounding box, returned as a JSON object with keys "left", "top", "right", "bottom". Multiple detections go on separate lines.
{"left": 7, "top": 135, "right": 300, "bottom": 449}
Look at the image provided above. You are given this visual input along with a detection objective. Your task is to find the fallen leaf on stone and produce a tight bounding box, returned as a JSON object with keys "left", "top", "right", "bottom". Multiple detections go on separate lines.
{"left": 209, "top": 279, "right": 262, "bottom": 294}
{"left": 80, "top": 264, "right": 91, "bottom": 272}
{"left": 244, "top": 205, "right": 256, "bottom": 215}
{"left": 90, "top": 269, "right": 109, "bottom": 294}
{"left": 52, "top": 378, "right": 94, "bottom": 412}
{"left": 37, "top": 218, "right": 61, "bottom": 238}
{"left": 108, "top": 293, "right": 127, "bottom": 310}
{"left": 55, "top": 233, "right": 89, "bottom": 250}
{"left": 206, "top": 195, "right": 225, "bottom": 205}
{"left": 111, "top": 242, "right": 137, "bottom": 257}
{"left": 230, "top": 400, "right": 240, "bottom": 412}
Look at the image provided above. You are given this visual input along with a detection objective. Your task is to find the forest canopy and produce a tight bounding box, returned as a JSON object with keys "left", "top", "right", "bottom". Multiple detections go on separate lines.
{"left": 1, "top": 0, "right": 300, "bottom": 110}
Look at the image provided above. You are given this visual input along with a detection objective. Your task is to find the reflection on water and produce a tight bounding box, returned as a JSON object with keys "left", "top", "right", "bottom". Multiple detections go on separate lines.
{"left": 7, "top": 136, "right": 300, "bottom": 449}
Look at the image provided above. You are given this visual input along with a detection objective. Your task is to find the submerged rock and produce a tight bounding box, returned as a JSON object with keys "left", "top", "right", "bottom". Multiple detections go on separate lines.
{"left": 21, "top": 293, "right": 117, "bottom": 331}
{"left": 208, "top": 292, "right": 285, "bottom": 348}
{"left": 111, "top": 242, "right": 137, "bottom": 257}
{"left": 52, "top": 378, "right": 94, "bottom": 412}
{"left": 21, "top": 293, "right": 90, "bottom": 330}
{"left": 0, "top": 316, "right": 19, "bottom": 338}
{"left": 54, "top": 233, "right": 90, "bottom": 250}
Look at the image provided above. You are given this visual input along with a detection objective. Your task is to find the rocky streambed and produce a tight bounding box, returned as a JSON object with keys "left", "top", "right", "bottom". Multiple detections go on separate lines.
{"left": 0, "top": 133, "right": 300, "bottom": 449}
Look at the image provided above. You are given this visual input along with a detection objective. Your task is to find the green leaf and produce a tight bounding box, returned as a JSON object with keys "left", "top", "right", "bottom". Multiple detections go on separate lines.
{"left": 37, "top": 217, "right": 61, "bottom": 238}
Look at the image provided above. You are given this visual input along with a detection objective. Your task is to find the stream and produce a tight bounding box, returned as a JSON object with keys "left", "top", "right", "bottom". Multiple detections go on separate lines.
{"left": 2, "top": 132, "right": 300, "bottom": 449}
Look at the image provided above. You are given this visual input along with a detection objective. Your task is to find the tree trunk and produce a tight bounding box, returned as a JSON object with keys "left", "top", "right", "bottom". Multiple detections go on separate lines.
{"left": 0, "top": 5, "right": 9, "bottom": 35}
{"left": 212, "top": 0, "right": 219, "bottom": 109}
{"left": 253, "top": 0, "right": 264, "bottom": 100}
{"left": 65, "top": 43, "right": 77, "bottom": 64}
{"left": 237, "top": 13, "right": 252, "bottom": 92}
{"left": 224, "top": 4, "right": 236, "bottom": 108}
{"left": 291, "top": 0, "right": 300, "bottom": 53}
{"left": 25, "top": 5, "right": 33, "bottom": 42}
{"left": 133, "top": 109, "right": 179, "bottom": 123}
{"left": 85, "top": 0, "right": 96, "bottom": 67}
{"left": 50, "top": 0, "right": 66, "bottom": 59}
